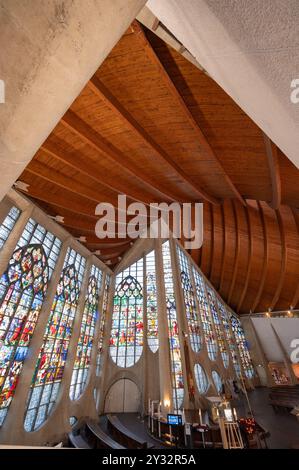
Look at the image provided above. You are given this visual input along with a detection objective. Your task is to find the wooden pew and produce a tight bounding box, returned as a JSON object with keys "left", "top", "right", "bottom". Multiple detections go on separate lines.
{"left": 107, "top": 414, "right": 149, "bottom": 449}
{"left": 84, "top": 421, "right": 125, "bottom": 449}
{"left": 68, "top": 432, "right": 91, "bottom": 449}
{"left": 269, "top": 386, "right": 299, "bottom": 411}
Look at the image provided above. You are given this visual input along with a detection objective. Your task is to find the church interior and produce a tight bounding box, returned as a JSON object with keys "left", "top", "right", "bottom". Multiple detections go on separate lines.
{"left": 0, "top": 1, "right": 299, "bottom": 451}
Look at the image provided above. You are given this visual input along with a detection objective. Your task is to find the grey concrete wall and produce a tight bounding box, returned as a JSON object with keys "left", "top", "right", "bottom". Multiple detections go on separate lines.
{"left": 0, "top": 0, "right": 147, "bottom": 202}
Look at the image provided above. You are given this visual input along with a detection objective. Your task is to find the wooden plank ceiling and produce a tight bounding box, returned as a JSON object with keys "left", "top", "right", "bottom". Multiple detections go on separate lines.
{"left": 17, "top": 21, "right": 299, "bottom": 314}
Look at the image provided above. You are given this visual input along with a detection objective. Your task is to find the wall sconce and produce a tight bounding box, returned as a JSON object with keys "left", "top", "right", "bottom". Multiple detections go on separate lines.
{"left": 163, "top": 399, "right": 170, "bottom": 408}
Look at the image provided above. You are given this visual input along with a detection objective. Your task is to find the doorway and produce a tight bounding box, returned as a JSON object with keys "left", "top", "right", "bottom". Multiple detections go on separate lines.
{"left": 104, "top": 379, "right": 140, "bottom": 413}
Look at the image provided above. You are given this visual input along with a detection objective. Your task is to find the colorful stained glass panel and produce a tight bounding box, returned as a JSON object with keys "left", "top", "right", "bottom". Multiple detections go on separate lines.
{"left": 24, "top": 248, "right": 85, "bottom": 432}
{"left": 70, "top": 265, "right": 102, "bottom": 400}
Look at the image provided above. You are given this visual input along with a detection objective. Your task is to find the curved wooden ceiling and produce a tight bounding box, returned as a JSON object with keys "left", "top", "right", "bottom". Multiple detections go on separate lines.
{"left": 17, "top": 21, "right": 299, "bottom": 313}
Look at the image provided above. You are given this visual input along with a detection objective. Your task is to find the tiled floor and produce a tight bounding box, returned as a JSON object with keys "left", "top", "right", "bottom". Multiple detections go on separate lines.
{"left": 234, "top": 387, "right": 299, "bottom": 448}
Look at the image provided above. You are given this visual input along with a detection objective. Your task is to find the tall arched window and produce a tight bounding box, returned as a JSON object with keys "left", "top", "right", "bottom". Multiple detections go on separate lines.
{"left": 96, "top": 273, "right": 110, "bottom": 376}
{"left": 212, "top": 370, "right": 223, "bottom": 394}
{"left": 110, "top": 259, "right": 143, "bottom": 368}
{"left": 70, "top": 265, "right": 103, "bottom": 401}
{"left": 207, "top": 288, "right": 229, "bottom": 368}
{"left": 162, "top": 241, "right": 184, "bottom": 411}
{"left": 217, "top": 300, "right": 241, "bottom": 376}
{"left": 146, "top": 250, "right": 158, "bottom": 353}
{"left": 194, "top": 364, "right": 208, "bottom": 394}
{"left": 193, "top": 268, "right": 217, "bottom": 361}
{"left": 24, "top": 248, "right": 85, "bottom": 432}
{"left": 230, "top": 314, "right": 255, "bottom": 379}
{"left": 0, "top": 206, "right": 21, "bottom": 250}
{"left": 177, "top": 246, "right": 201, "bottom": 352}
{"left": 0, "top": 218, "right": 61, "bottom": 426}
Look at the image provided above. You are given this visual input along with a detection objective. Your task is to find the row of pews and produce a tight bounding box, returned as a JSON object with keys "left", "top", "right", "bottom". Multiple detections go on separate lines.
{"left": 68, "top": 414, "right": 152, "bottom": 449}
{"left": 269, "top": 385, "right": 299, "bottom": 412}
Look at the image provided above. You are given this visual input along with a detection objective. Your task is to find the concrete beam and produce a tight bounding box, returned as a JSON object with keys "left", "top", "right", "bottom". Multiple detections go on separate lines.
{"left": 148, "top": 0, "right": 299, "bottom": 169}
{"left": 0, "top": 0, "right": 146, "bottom": 202}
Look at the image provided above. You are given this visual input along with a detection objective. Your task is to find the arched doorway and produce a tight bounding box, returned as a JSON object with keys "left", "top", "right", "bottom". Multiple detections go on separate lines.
{"left": 104, "top": 379, "right": 140, "bottom": 413}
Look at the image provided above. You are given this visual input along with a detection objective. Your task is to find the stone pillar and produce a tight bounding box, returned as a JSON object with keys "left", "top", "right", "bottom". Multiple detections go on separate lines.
{"left": 0, "top": 0, "right": 147, "bottom": 202}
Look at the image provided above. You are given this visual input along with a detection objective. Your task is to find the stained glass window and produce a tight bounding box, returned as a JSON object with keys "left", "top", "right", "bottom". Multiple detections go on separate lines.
{"left": 217, "top": 301, "right": 241, "bottom": 376}
{"left": 230, "top": 315, "right": 255, "bottom": 379}
{"left": 110, "top": 259, "right": 143, "bottom": 368}
{"left": 207, "top": 288, "right": 229, "bottom": 368}
{"left": 162, "top": 241, "right": 184, "bottom": 411}
{"left": 96, "top": 274, "right": 110, "bottom": 376}
{"left": 146, "top": 250, "right": 158, "bottom": 353}
{"left": 70, "top": 265, "right": 103, "bottom": 401}
{"left": 0, "top": 219, "right": 61, "bottom": 426}
{"left": 212, "top": 370, "right": 222, "bottom": 394}
{"left": 194, "top": 364, "right": 208, "bottom": 394}
{"left": 192, "top": 268, "right": 217, "bottom": 361}
{"left": 177, "top": 246, "right": 201, "bottom": 352}
{"left": 69, "top": 416, "right": 77, "bottom": 426}
{"left": 24, "top": 248, "right": 86, "bottom": 432}
{"left": 0, "top": 206, "right": 21, "bottom": 250}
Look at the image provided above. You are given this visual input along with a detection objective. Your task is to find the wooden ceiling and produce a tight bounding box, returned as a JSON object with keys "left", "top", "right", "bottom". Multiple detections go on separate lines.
{"left": 17, "top": 21, "right": 299, "bottom": 314}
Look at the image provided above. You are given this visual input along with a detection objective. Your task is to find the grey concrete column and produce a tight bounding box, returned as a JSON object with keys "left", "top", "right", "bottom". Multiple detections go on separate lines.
{"left": 0, "top": 0, "right": 147, "bottom": 202}
{"left": 51, "top": 257, "right": 92, "bottom": 435}
{"left": 98, "top": 274, "right": 116, "bottom": 414}
{"left": 169, "top": 238, "right": 193, "bottom": 410}
{"left": 70, "top": 266, "right": 109, "bottom": 421}
{"left": 155, "top": 238, "right": 173, "bottom": 416}
{"left": 142, "top": 251, "right": 148, "bottom": 416}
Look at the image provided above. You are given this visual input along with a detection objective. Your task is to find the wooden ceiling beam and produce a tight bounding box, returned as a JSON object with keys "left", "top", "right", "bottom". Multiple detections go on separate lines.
{"left": 227, "top": 201, "right": 240, "bottom": 304}
{"left": 26, "top": 159, "right": 118, "bottom": 206}
{"left": 61, "top": 110, "right": 186, "bottom": 203}
{"left": 219, "top": 202, "right": 227, "bottom": 295}
{"left": 132, "top": 20, "right": 246, "bottom": 207}
{"left": 263, "top": 133, "right": 281, "bottom": 210}
{"left": 41, "top": 140, "right": 151, "bottom": 206}
{"left": 88, "top": 76, "right": 219, "bottom": 205}
{"left": 237, "top": 203, "right": 252, "bottom": 312}
{"left": 251, "top": 201, "right": 269, "bottom": 312}
{"left": 269, "top": 208, "right": 287, "bottom": 310}
{"left": 18, "top": 177, "right": 98, "bottom": 219}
